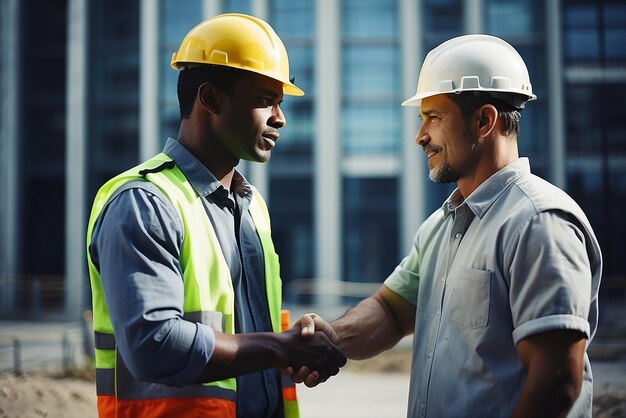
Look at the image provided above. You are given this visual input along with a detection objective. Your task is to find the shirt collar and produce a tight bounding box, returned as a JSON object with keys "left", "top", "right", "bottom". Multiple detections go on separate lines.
{"left": 162, "top": 138, "right": 252, "bottom": 199}
{"left": 442, "top": 158, "right": 531, "bottom": 219}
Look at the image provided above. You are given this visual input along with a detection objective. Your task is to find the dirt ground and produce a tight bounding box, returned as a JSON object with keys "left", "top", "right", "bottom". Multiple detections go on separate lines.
{"left": 1, "top": 351, "right": 625, "bottom": 418}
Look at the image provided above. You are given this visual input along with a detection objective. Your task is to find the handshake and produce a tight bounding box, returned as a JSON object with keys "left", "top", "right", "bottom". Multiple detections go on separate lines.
{"left": 280, "top": 313, "right": 345, "bottom": 387}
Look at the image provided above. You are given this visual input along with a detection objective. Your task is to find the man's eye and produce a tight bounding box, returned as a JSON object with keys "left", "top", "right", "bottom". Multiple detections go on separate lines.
{"left": 260, "top": 97, "right": 272, "bottom": 106}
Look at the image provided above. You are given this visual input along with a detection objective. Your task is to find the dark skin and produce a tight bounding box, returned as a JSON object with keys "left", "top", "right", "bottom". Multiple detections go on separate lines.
{"left": 296, "top": 94, "right": 587, "bottom": 415}
{"left": 177, "top": 71, "right": 346, "bottom": 385}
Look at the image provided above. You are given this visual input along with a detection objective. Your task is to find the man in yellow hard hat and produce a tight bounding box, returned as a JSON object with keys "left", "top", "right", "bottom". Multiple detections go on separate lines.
{"left": 295, "top": 34, "right": 602, "bottom": 417}
{"left": 86, "top": 14, "right": 345, "bottom": 418}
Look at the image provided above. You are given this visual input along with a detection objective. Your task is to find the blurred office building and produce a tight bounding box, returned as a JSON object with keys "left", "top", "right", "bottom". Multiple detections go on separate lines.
{"left": 1, "top": 0, "right": 625, "bottom": 320}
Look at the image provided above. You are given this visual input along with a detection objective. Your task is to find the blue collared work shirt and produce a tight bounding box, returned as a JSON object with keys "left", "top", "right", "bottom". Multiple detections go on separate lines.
{"left": 385, "top": 158, "right": 602, "bottom": 418}
{"left": 90, "top": 138, "right": 282, "bottom": 418}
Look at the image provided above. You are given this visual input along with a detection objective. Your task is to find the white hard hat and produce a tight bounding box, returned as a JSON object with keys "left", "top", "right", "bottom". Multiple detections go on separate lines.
{"left": 402, "top": 34, "right": 536, "bottom": 108}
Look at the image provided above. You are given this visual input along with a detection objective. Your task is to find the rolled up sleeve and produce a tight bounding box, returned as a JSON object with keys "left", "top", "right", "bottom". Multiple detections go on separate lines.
{"left": 90, "top": 183, "right": 215, "bottom": 386}
{"left": 507, "top": 211, "right": 592, "bottom": 345}
{"left": 384, "top": 233, "right": 420, "bottom": 306}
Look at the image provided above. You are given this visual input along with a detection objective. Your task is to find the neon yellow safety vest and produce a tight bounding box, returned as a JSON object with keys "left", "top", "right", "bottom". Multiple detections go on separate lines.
{"left": 86, "top": 153, "right": 299, "bottom": 418}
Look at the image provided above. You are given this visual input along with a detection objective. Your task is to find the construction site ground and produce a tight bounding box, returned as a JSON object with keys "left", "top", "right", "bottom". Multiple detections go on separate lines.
{"left": 1, "top": 347, "right": 625, "bottom": 418}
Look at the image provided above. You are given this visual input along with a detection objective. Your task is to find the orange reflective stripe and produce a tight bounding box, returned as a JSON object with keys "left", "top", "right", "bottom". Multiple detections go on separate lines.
{"left": 97, "top": 396, "right": 116, "bottom": 418}
{"left": 282, "top": 386, "right": 298, "bottom": 401}
{"left": 97, "top": 396, "right": 236, "bottom": 418}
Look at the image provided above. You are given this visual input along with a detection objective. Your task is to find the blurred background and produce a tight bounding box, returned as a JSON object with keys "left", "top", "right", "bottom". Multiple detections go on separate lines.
{"left": 0, "top": 0, "right": 625, "bottom": 335}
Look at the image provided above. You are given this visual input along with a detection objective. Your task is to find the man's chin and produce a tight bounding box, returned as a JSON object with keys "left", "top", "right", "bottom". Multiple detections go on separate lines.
{"left": 242, "top": 152, "right": 271, "bottom": 164}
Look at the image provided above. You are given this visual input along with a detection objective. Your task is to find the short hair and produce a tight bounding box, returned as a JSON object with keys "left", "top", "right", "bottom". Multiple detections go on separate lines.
{"left": 177, "top": 65, "right": 252, "bottom": 120}
{"left": 447, "top": 91, "right": 522, "bottom": 137}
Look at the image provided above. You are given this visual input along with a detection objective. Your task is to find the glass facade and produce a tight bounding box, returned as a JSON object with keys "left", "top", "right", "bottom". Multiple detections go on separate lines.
{"left": 564, "top": 0, "right": 626, "bottom": 280}
{"left": 15, "top": 0, "right": 67, "bottom": 314}
{"left": 159, "top": 0, "right": 203, "bottom": 143}
{"left": 87, "top": 0, "right": 140, "bottom": 202}
{"left": 2, "top": 0, "right": 626, "bottom": 318}
{"left": 564, "top": 0, "right": 626, "bottom": 65}
{"left": 423, "top": 0, "right": 463, "bottom": 51}
{"left": 341, "top": 0, "right": 401, "bottom": 286}
{"left": 269, "top": 0, "right": 315, "bottom": 297}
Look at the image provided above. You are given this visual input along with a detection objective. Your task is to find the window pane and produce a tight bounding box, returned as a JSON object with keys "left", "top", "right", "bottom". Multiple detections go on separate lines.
{"left": 342, "top": 0, "right": 396, "bottom": 40}
{"left": 564, "top": 3, "right": 600, "bottom": 63}
{"left": 343, "top": 47, "right": 398, "bottom": 96}
{"left": 486, "top": 0, "right": 537, "bottom": 37}
{"left": 342, "top": 177, "right": 399, "bottom": 292}
{"left": 270, "top": 176, "right": 313, "bottom": 303}
{"left": 342, "top": 104, "right": 400, "bottom": 154}
{"left": 159, "top": 0, "right": 203, "bottom": 146}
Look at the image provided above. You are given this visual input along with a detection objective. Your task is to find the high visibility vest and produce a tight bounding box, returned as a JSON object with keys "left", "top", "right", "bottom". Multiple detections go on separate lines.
{"left": 86, "top": 153, "right": 299, "bottom": 418}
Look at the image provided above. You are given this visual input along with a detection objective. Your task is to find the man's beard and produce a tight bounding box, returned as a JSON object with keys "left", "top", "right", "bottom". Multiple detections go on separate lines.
{"left": 428, "top": 125, "right": 477, "bottom": 184}
{"left": 429, "top": 162, "right": 461, "bottom": 183}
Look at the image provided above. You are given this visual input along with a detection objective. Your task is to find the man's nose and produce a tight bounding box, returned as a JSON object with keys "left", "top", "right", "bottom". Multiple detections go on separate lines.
{"left": 270, "top": 105, "right": 286, "bottom": 128}
{"left": 416, "top": 123, "right": 428, "bottom": 146}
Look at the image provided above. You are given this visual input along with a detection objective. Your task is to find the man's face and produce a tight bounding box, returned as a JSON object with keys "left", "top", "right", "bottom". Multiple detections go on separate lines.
{"left": 416, "top": 94, "right": 479, "bottom": 183}
{"left": 213, "top": 73, "right": 286, "bottom": 163}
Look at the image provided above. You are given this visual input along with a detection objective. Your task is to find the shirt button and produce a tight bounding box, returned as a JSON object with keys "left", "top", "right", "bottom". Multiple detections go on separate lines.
{"left": 455, "top": 232, "right": 462, "bottom": 239}
{"left": 427, "top": 352, "right": 433, "bottom": 359}
{"left": 440, "top": 276, "right": 445, "bottom": 282}
{"left": 435, "top": 312, "right": 440, "bottom": 318}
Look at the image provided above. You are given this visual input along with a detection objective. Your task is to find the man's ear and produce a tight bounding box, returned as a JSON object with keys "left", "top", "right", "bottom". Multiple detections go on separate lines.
{"left": 478, "top": 104, "right": 498, "bottom": 138}
{"left": 198, "top": 82, "right": 219, "bottom": 114}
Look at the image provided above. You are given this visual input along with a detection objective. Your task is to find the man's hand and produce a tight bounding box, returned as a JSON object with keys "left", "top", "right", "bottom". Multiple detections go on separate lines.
{"left": 193, "top": 328, "right": 345, "bottom": 386}
{"left": 278, "top": 326, "right": 346, "bottom": 387}
{"left": 287, "top": 313, "right": 339, "bottom": 387}
{"left": 297, "top": 313, "right": 337, "bottom": 342}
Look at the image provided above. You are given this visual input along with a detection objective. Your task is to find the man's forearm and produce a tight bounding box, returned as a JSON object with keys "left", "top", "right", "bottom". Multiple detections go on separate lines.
{"left": 331, "top": 286, "right": 416, "bottom": 360}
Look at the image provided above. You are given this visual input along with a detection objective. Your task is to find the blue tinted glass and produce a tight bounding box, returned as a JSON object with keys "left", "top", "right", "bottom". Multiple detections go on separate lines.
{"left": 343, "top": 47, "right": 398, "bottom": 95}
{"left": 223, "top": 0, "right": 250, "bottom": 14}
{"left": 343, "top": 0, "right": 397, "bottom": 40}
{"left": 162, "top": 0, "right": 203, "bottom": 45}
{"left": 278, "top": 99, "right": 313, "bottom": 151}
{"left": 486, "top": 0, "right": 535, "bottom": 36}
{"left": 423, "top": 0, "right": 463, "bottom": 49}
{"left": 269, "top": 2, "right": 314, "bottom": 157}
{"left": 89, "top": 0, "right": 139, "bottom": 173}
{"left": 270, "top": 176, "right": 313, "bottom": 303}
{"left": 565, "top": 30, "right": 600, "bottom": 62}
{"left": 564, "top": 4, "right": 600, "bottom": 63}
{"left": 342, "top": 177, "right": 399, "bottom": 290}
{"left": 342, "top": 104, "right": 400, "bottom": 154}
{"left": 565, "top": 85, "right": 601, "bottom": 154}
{"left": 272, "top": 0, "right": 314, "bottom": 38}
{"left": 279, "top": 45, "right": 314, "bottom": 94}
{"left": 605, "top": 4, "right": 626, "bottom": 63}
{"left": 160, "top": 1, "right": 203, "bottom": 147}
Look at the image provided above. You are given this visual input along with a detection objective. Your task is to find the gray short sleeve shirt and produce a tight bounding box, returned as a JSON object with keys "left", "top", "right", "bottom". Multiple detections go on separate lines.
{"left": 385, "top": 158, "right": 602, "bottom": 418}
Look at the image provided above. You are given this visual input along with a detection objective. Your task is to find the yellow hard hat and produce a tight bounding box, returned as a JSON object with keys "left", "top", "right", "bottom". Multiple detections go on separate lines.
{"left": 171, "top": 13, "right": 304, "bottom": 96}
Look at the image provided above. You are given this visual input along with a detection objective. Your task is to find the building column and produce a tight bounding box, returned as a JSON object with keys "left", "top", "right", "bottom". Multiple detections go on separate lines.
{"left": 547, "top": 0, "right": 566, "bottom": 189}
{"left": 140, "top": 0, "right": 160, "bottom": 160}
{"left": 400, "top": 0, "right": 425, "bottom": 253}
{"left": 65, "top": 0, "right": 88, "bottom": 319}
{"left": 203, "top": 0, "right": 222, "bottom": 18}
{"left": 0, "top": 0, "right": 20, "bottom": 315}
{"left": 314, "top": 0, "right": 341, "bottom": 309}
{"left": 464, "top": 0, "right": 484, "bottom": 33}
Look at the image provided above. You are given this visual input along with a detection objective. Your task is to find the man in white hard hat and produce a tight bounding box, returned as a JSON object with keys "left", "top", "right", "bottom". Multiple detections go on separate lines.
{"left": 86, "top": 14, "right": 345, "bottom": 418}
{"left": 295, "top": 34, "right": 601, "bottom": 417}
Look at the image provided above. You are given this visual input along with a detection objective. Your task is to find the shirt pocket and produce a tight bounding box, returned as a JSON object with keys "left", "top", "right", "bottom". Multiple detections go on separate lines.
{"left": 448, "top": 267, "right": 492, "bottom": 329}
